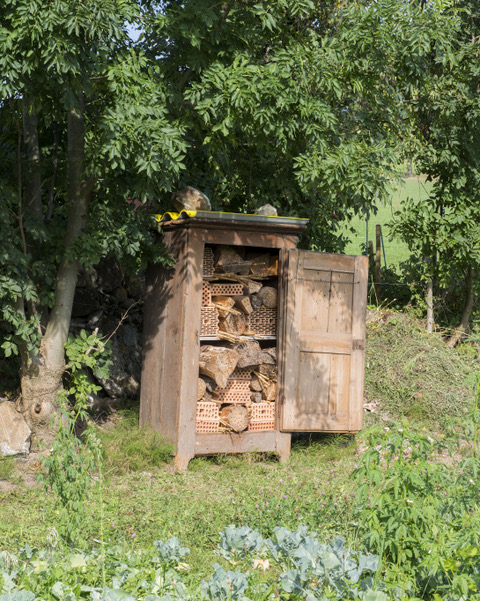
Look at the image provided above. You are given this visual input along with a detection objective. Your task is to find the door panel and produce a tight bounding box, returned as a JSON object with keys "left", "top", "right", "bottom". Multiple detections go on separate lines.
{"left": 280, "top": 250, "right": 368, "bottom": 432}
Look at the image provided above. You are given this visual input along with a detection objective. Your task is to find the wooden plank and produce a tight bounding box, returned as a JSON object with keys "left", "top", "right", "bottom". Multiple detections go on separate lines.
{"left": 349, "top": 255, "right": 368, "bottom": 431}
{"left": 281, "top": 249, "right": 301, "bottom": 430}
{"left": 287, "top": 414, "right": 351, "bottom": 431}
{"left": 328, "top": 272, "right": 354, "bottom": 334}
{"left": 161, "top": 230, "right": 190, "bottom": 443}
{"left": 195, "top": 431, "right": 277, "bottom": 455}
{"left": 276, "top": 249, "right": 292, "bottom": 461}
{"left": 201, "top": 229, "right": 298, "bottom": 249}
{"left": 376, "top": 224, "right": 381, "bottom": 300}
{"left": 298, "top": 332, "right": 352, "bottom": 354}
{"left": 330, "top": 353, "right": 351, "bottom": 416}
{"left": 140, "top": 231, "right": 180, "bottom": 439}
{"left": 162, "top": 218, "right": 306, "bottom": 239}
{"left": 139, "top": 262, "right": 167, "bottom": 429}
{"left": 300, "top": 270, "right": 331, "bottom": 331}
{"left": 276, "top": 431, "right": 291, "bottom": 463}
{"left": 303, "top": 252, "right": 355, "bottom": 273}
{"left": 297, "top": 350, "right": 330, "bottom": 416}
{"left": 175, "top": 228, "right": 205, "bottom": 470}
{"left": 281, "top": 250, "right": 368, "bottom": 433}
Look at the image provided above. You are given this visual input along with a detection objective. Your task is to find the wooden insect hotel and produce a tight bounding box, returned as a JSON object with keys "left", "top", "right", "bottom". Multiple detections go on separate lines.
{"left": 140, "top": 211, "right": 368, "bottom": 470}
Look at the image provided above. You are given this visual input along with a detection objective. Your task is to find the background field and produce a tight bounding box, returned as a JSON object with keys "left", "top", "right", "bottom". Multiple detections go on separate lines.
{"left": 342, "top": 176, "right": 433, "bottom": 269}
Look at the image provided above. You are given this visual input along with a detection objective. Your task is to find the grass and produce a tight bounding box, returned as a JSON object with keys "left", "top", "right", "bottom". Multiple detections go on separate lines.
{"left": 0, "top": 311, "right": 478, "bottom": 583}
{"left": 0, "top": 456, "right": 15, "bottom": 481}
{"left": 0, "top": 432, "right": 358, "bottom": 577}
{"left": 342, "top": 176, "right": 433, "bottom": 269}
{"left": 97, "top": 410, "right": 173, "bottom": 475}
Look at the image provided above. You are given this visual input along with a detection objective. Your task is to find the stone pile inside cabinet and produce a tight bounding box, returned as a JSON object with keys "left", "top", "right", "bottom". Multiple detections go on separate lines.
{"left": 196, "top": 244, "right": 279, "bottom": 434}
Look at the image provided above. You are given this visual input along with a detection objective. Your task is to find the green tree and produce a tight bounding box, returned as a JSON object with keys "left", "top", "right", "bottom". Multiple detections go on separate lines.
{"left": 0, "top": 0, "right": 458, "bottom": 445}
{"left": 143, "top": 0, "right": 456, "bottom": 250}
{"left": 0, "top": 0, "right": 186, "bottom": 443}
{"left": 391, "top": 0, "right": 480, "bottom": 343}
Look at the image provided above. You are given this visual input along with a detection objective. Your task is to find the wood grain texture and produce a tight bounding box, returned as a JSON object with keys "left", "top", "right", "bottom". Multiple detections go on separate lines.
{"left": 303, "top": 252, "right": 355, "bottom": 273}
{"left": 175, "top": 228, "right": 205, "bottom": 468}
{"left": 348, "top": 255, "right": 368, "bottom": 431}
{"left": 281, "top": 249, "right": 301, "bottom": 430}
{"left": 140, "top": 230, "right": 178, "bottom": 438}
{"left": 281, "top": 250, "right": 367, "bottom": 433}
{"left": 195, "top": 431, "right": 277, "bottom": 454}
{"left": 276, "top": 431, "right": 291, "bottom": 463}
{"left": 162, "top": 218, "right": 306, "bottom": 240}
{"left": 161, "top": 231, "right": 190, "bottom": 443}
{"left": 275, "top": 249, "right": 291, "bottom": 459}
{"left": 202, "top": 229, "right": 299, "bottom": 249}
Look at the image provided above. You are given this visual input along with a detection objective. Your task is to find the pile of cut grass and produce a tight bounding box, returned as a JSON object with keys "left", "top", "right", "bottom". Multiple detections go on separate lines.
{"left": 365, "top": 311, "right": 476, "bottom": 425}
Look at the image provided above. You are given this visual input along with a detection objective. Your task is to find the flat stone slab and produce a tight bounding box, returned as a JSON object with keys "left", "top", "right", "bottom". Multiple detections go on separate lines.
{"left": 0, "top": 402, "right": 31, "bottom": 456}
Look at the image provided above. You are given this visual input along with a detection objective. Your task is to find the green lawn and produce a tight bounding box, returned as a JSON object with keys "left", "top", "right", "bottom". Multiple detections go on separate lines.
{"left": 0, "top": 434, "right": 359, "bottom": 577}
{"left": 342, "top": 176, "right": 433, "bottom": 269}
{"left": 1, "top": 313, "right": 478, "bottom": 600}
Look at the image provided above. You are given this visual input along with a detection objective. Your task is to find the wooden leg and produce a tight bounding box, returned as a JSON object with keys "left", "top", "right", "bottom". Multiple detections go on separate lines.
{"left": 276, "top": 431, "right": 291, "bottom": 464}
{"left": 174, "top": 453, "right": 193, "bottom": 472}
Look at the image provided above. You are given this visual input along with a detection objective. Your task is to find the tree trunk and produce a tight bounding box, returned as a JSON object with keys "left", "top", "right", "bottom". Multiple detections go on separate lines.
{"left": 22, "top": 99, "right": 43, "bottom": 221}
{"left": 426, "top": 278, "right": 434, "bottom": 333}
{"left": 447, "top": 265, "right": 475, "bottom": 348}
{"left": 17, "top": 92, "right": 94, "bottom": 446}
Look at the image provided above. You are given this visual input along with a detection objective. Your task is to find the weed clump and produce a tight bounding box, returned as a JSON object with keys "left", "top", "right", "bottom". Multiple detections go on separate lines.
{"left": 365, "top": 311, "right": 475, "bottom": 425}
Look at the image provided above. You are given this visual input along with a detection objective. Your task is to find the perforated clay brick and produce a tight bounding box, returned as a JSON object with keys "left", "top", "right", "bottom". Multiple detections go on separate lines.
{"left": 247, "top": 307, "right": 277, "bottom": 336}
{"left": 196, "top": 402, "right": 220, "bottom": 433}
{"left": 202, "top": 282, "right": 211, "bottom": 307}
{"left": 210, "top": 283, "right": 245, "bottom": 296}
{"left": 229, "top": 368, "right": 252, "bottom": 380}
{"left": 200, "top": 306, "right": 219, "bottom": 336}
{"left": 250, "top": 402, "right": 275, "bottom": 422}
{"left": 203, "top": 247, "right": 214, "bottom": 278}
{"left": 247, "top": 420, "right": 275, "bottom": 431}
{"left": 215, "top": 380, "right": 251, "bottom": 404}
{"left": 196, "top": 420, "right": 220, "bottom": 433}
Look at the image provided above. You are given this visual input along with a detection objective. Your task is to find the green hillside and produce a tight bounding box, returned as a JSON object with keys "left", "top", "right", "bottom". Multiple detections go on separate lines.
{"left": 342, "top": 176, "right": 433, "bottom": 268}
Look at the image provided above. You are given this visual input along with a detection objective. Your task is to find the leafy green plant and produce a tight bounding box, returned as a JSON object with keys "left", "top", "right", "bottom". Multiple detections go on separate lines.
{"left": 37, "top": 331, "right": 108, "bottom": 545}
{"left": 0, "top": 531, "right": 387, "bottom": 601}
{"left": 200, "top": 564, "right": 250, "bottom": 601}
{"left": 353, "top": 424, "right": 450, "bottom": 573}
{"left": 216, "top": 525, "right": 264, "bottom": 561}
{"left": 154, "top": 538, "right": 190, "bottom": 568}
{"left": 38, "top": 392, "right": 103, "bottom": 545}
{"left": 353, "top": 418, "right": 480, "bottom": 599}
{"left": 267, "top": 527, "right": 381, "bottom": 599}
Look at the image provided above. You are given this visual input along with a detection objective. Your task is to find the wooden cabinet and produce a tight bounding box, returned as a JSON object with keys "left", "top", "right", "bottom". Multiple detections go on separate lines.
{"left": 140, "top": 212, "right": 368, "bottom": 470}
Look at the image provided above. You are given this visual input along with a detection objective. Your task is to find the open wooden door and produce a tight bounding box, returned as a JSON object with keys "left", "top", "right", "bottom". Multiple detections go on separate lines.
{"left": 280, "top": 250, "right": 368, "bottom": 432}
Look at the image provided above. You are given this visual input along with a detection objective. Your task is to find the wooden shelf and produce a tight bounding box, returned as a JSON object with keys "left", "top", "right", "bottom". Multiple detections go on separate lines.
{"left": 200, "top": 335, "right": 277, "bottom": 342}
{"left": 204, "top": 275, "right": 278, "bottom": 281}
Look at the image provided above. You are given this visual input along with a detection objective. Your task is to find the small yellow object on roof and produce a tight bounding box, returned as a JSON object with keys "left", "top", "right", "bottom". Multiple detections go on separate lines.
{"left": 154, "top": 210, "right": 197, "bottom": 222}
